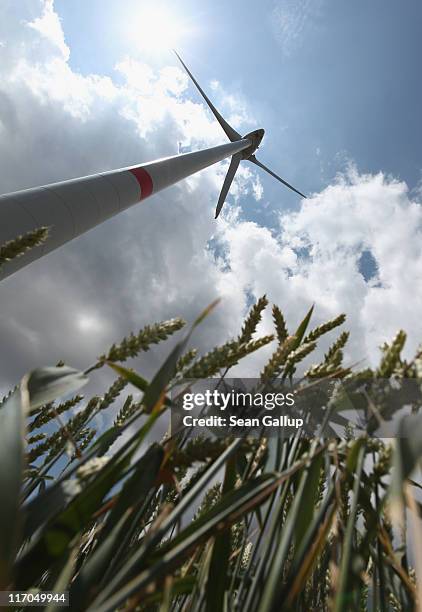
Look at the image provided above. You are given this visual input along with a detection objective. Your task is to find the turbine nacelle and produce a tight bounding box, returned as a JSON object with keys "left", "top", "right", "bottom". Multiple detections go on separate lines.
{"left": 241, "top": 128, "right": 265, "bottom": 159}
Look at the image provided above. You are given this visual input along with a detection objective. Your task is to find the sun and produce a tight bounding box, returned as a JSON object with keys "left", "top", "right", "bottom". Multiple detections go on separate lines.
{"left": 128, "top": 5, "right": 188, "bottom": 53}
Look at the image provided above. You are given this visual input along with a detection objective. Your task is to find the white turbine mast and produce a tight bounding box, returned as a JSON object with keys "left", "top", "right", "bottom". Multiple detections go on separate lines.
{"left": 0, "top": 52, "right": 305, "bottom": 279}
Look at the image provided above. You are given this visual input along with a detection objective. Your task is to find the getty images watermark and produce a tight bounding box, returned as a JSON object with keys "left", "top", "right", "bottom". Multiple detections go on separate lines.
{"left": 170, "top": 378, "right": 422, "bottom": 439}
{"left": 181, "top": 388, "right": 303, "bottom": 429}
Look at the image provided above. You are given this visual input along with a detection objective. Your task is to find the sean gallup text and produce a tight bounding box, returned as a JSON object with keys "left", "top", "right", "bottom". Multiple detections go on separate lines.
{"left": 182, "top": 414, "right": 304, "bottom": 429}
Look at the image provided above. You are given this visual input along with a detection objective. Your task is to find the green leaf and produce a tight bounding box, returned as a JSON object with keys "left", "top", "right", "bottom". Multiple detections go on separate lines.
{"left": 0, "top": 387, "right": 25, "bottom": 588}
{"left": 284, "top": 486, "right": 336, "bottom": 606}
{"left": 293, "top": 304, "right": 314, "bottom": 348}
{"left": 390, "top": 413, "right": 422, "bottom": 523}
{"left": 45, "top": 542, "right": 79, "bottom": 612}
{"left": 107, "top": 362, "right": 171, "bottom": 408}
{"left": 105, "top": 364, "right": 149, "bottom": 393}
{"left": 69, "top": 445, "right": 164, "bottom": 609}
{"left": 23, "top": 479, "right": 82, "bottom": 540}
{"left": 205, "top": 456, "right": 237, "bottom": 612}
{"left": 25, "top": 366, "right": 89, "bottom": 410}
{"left": 346, "top": 437, "right": 367, "bottom": 474}
{"left": 89, "top": 425, "right": 121, "bottom": 456}
{"left": 334, "top": 442, "right": 366, "bottom": 612}
{"left": 70, "top": 511, "right": 131, "bottom": 609}
{"left": 193, "top": 298, "right": 221, "bottom": 327}
{"left": 102, "top": 444, "right": 164, "bottom": 537}
{"left": 282, "top": 305, "right": 315, "bottom": 378}
{"left": 293, "top": 453, "right": 323, "bottom": 550}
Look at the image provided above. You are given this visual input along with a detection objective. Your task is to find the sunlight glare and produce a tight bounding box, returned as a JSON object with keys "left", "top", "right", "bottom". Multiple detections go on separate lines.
{"left": 128, "top": 5, "right": 188, "bottom": 52}
{"left": 77, "top": 314, "right": 103, "bottom": 333}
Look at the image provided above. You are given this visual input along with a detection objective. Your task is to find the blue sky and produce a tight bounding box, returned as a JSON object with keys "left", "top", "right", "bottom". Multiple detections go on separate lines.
{"left": 0, "top": 0, "right": 421, "bottom": 393}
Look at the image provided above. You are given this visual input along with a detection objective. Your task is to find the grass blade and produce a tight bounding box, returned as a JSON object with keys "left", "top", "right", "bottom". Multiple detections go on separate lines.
{"left": 0, "top": 387, "right": 26, "bottom": 588}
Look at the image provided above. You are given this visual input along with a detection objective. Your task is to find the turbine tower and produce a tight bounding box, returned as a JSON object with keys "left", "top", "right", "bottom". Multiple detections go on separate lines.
{"left": 0, "top": 53, "right": 305, "bottom": 280}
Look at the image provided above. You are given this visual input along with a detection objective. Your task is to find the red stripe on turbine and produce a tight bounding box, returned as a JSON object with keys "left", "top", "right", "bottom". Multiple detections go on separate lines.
{"left": 129, "top": 167, "right": 154, "bottom": 200}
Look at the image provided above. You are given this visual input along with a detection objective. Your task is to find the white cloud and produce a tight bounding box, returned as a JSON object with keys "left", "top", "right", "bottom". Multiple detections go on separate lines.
{"left": 217, "top": 166, "right": 422, "bottom": 372}
{"left": 0, "top": 0, "right": 421, "bottom": 395}
{"left": 28, "top": 0, "right": 69, "bottom": 60}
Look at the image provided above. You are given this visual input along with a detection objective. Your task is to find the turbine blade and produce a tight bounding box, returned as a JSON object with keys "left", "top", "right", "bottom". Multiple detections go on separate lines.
{"left": 249, "top": 155, "right": 306, "bottom": 198}
{"left": 174, "top": 50, "right": 242, "bottom": 143}
{"left": 215, "top": 153, "right": 242, "bottom": 218}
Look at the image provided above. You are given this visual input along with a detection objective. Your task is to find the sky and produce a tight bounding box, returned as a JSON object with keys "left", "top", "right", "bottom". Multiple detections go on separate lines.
{"left": 0, "top": 0, "right": 422, "bottom": 396}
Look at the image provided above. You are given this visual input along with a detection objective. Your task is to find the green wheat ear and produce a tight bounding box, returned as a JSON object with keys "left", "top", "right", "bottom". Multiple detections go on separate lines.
{"left": 0, "top": 226, "right": 49, "bottom": 268}
{"left": 97, "top": 318, "right": 186, "bottom": 365}
{"left": 303, "top": 313, "right": 346, "bottom": 343}
{"left": 238, "top": 295, "right": 268, "bottom": 343}
{"left": 272, "top": 304, "right": 288, "bottom": 344}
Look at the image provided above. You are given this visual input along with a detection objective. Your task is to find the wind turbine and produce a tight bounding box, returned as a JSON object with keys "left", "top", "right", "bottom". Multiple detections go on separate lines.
{"left": 0, "top": 53, "right": 305, "bottom": 280}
